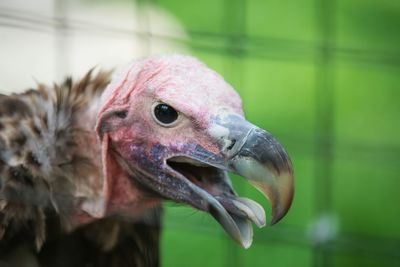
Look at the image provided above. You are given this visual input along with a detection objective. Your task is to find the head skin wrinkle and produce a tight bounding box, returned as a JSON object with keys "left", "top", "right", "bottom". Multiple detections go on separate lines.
{"left": 98, "top": 54, "right": 243, "bottom": 130}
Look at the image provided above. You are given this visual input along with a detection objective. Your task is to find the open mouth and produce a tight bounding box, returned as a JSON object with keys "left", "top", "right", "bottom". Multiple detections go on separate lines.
{"left": 166, "top": 156, "right": 266, "bottom": 248}
{"left": 167, "top": 156, "right": 234, "bottom": 196}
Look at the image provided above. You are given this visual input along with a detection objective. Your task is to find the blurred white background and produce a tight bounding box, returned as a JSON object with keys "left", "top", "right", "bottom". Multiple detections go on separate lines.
{"left": 0, "top": 0, "right": 187, "bottom": 92}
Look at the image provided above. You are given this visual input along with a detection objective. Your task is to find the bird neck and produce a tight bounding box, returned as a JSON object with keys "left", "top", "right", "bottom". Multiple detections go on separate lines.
{"left": 69, "top": 98, "right": 160, "bottom": 227}
{"left": 67, "top": 100, "right": 105, "bottom": 226}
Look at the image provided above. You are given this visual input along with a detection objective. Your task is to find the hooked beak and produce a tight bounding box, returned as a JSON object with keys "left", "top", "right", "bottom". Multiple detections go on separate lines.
{"left": 218, "top": 116, "right": 294, "bottom": 225}
{"left": 166, "top": 112, "right": 294, "bottom": 248}
{"left": 228, "top": 127, "right": 294, "bottom": 225}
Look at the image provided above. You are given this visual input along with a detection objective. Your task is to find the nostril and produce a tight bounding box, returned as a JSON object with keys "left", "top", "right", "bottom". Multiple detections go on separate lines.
{"left": 226, "top": 139, "right": 236, "bottom": 151}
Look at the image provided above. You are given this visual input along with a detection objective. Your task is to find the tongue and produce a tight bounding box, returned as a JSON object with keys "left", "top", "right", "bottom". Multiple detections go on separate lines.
{"left": 216, "top": 196, "right": 266, "bottom": 228}
{"left": 213, "top": 196, "right": 266, "bottom": 248}
{"left": 232, "top": 197, "right": 266, "bottom": 228}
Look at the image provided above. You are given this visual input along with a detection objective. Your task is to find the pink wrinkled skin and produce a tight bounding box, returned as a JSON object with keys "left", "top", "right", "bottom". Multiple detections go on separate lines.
{"left": 99, "top": 54, "right": 243, "bottom": 128}
{"left": 75, "top": 55, "right": 244, "bottom": 225}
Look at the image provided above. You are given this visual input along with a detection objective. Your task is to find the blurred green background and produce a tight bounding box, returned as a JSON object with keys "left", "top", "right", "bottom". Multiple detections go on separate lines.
{"left": 1, "top": 0, "right": 399, "bottom": 266}
{"left": 154, "top": 0, "right": 400, "bottom": 267}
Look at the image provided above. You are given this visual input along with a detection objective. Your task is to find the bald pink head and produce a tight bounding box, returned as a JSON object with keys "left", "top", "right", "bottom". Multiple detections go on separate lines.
{"left": 92, "top": 54, "right": 246, "bottom": 219}
{"left": 89, "top": 54, "right": 294, "bottom": 249}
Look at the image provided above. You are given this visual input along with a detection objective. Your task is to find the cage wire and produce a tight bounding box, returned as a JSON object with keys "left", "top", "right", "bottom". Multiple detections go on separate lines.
{"left": 0, "top": 0, "right": 399, "bottom": 266}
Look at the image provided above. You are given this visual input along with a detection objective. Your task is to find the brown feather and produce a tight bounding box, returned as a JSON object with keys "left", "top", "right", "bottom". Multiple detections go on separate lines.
{"left": 0, "top": 70, "right": 162, "bottom": 266}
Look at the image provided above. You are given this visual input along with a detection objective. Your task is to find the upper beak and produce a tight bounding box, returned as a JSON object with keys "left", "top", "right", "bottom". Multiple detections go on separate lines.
{"left": 227, "top": 128, "right": 294, "bottom": 225}
{"left": 209, "top": 112, "right": 294, "bottom": 225}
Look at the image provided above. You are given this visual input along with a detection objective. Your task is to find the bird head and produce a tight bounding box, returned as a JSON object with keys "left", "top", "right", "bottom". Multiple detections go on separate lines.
{"left": 93, "top": 55, "right": 294, "bottom": 248}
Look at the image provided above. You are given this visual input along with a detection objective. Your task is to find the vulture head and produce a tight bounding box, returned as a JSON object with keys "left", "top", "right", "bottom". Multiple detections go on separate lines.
{"left": 81, "top": 55, "right": 293, "bottom": 248}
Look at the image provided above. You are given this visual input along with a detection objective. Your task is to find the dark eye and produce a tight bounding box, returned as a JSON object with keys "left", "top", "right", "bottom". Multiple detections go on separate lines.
{"left": 153, "top": 103, "right": 179, "bottom": 126}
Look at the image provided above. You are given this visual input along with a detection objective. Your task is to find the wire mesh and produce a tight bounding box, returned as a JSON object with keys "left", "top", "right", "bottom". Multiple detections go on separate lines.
{"left": 0, "top": 0, "right": 399, "bottom": 266}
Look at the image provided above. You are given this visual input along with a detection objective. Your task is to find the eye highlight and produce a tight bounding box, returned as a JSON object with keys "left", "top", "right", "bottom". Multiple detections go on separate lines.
{"left": 152, "top": 102, "right": 179, "bottom": 127}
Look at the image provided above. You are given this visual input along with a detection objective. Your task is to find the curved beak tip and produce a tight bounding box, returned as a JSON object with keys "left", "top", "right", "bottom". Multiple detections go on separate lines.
{"left": 234, "top": 158, "right": 294, "bottom": 226}
{"left": 269, "top": 169, "right": 295, "bottom": 226}
{"left": 203, "top": 114, "right": 295, "bottom": 246}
